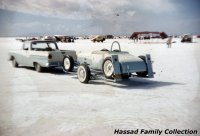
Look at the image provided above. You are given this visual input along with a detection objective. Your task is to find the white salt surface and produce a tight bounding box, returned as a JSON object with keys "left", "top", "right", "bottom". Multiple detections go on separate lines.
{"left": 0, "top": 38, "right": 199, "bottom": 136}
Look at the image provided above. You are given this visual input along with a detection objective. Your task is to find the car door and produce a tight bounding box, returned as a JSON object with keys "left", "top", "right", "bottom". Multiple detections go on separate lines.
{"left": 20, "top": 42, "right": 32, "bottom": 66}
{"left": 13, "top": 43, "right": 28, "bottom": 66}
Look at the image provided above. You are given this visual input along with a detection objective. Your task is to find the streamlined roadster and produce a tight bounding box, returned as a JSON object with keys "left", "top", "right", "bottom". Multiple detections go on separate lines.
{"left": 76, "top": 41, "right": 154, "bottom": 83}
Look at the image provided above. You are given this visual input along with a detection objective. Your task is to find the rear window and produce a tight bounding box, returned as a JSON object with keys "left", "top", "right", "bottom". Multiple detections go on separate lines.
{"left": 31, "top": 42, "right": 58, "bottom": 51}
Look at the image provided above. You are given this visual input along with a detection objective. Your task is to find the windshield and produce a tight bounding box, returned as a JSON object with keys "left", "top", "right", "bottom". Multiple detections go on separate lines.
{"left": 31, "top": 42, "right": 58, "bottom": 51}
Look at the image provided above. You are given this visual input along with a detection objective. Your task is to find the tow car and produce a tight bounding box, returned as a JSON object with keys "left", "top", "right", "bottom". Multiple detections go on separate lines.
{"left": 9, "top": 40, "right": 77, "bottom": 72}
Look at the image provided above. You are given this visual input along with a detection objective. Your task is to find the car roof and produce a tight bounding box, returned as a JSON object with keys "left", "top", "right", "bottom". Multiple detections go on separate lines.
{"left": 24, "top": 40, "right": 56, "bottom": 43}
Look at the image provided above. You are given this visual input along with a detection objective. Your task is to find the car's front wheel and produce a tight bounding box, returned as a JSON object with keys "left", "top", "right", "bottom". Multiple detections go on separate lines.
{"left": 34, "top": 63, "right": 44, "bottom": 72}
{"left": 12, "top": 58, "right": 18, "bottom": 67}
{"left": 77, "top": 64, "right": 90, "bottom": 83}
{"left": 63, "top": 55, "right": 74, "bottom": 72}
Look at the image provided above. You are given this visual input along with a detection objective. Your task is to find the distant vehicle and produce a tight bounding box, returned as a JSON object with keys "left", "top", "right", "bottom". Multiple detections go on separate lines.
{"left": 76, "top": 41, "right": 154, "bottom": 83}
{"left": 91, "top": 35, "right": 106, "bottom": 42}
{"left": 54, "top": 35, "right": 75, "bottom": 43}
{"left": 9, "top": 40, "right": 77, "bottom": 72}
{"left": 43, "top": 36, "right": 56, "bottom": 41}
{"left": 106, "top": 35, "right": 114, "bottom": 39}
{"left": 181, "top": 34, "right": 192, "bottom": 42}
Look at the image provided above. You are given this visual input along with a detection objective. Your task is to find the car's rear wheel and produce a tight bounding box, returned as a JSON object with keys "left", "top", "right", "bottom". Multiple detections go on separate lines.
{"left": 103, "top": 58, "right": 114, "bottom": 79}
{"left": 77, "top": 64, "right": 90, "bottom": 83}
{"left": 34, "top": 63, "right": 44, "bottom": 72}
{"left": 12, "top": 58, "right": 18, "bottom": 67}
{"left": 63, "top": 55, "right": 74, "bottom": 72}
{"left": 122, "top": 74, "right": 130, "bottom": 79}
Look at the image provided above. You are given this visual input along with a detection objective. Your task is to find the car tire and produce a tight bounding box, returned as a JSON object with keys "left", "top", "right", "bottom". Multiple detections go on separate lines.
{"left": 77, "top": 64, "right": 90, "bottom": 83}
{"left": 102, "top": 57, "right": 114, "bottom": 79}
{"left": 34, "top": 63, "right": 44, "bottom": 72}
{"left": 121, "top": 74, "right": 130, "bottom": 79}
{"left": 136, "top": 56, "right": 148, "bottom": 77}
{"left": 100, "top": 48, "right": 109, "bottom": 51}
{"left": 12, "top": 58, "right": 18, "bottom": 67}
{"left": 63, "top": 55, "right": 74, "bottom": 72}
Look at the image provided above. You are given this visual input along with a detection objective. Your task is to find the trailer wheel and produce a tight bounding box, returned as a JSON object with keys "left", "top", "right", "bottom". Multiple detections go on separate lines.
{"left": 63, "top": 55, "right": 74, "bottom": 72}
{"left": 102, "top": 57, "right": 114, "bottom": 79}
{"left": 12, "top": 58, "right": 18, "bottom": 67}
{"left": 34, "top": 63, "right": 44, "bottom": 72}
{"left": 136, "top": 56, "right": 148, "bottom": 77}
{"left": 77, "top": 64, "right": 90, "bottom": 83}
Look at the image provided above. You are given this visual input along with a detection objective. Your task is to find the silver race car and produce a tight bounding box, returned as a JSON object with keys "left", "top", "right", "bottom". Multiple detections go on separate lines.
{"left": 75, "top": 41, "right": 154, "bottom": 83}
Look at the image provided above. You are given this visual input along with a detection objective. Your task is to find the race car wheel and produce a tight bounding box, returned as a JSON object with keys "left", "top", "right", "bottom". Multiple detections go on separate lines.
{"left": 77, "top": 64, "right": 90, "bottom": 83}
{"left": 12, "top": 58, "right": 18, "bottom": 68}
{"left": 103, "top": 58, "right": 114, "bottom": 79}
{"left": 63, "top": 55, "right": 74, "bottom": 72}
{"left": 122, "top": 74, "right": 130, "bottom": 79}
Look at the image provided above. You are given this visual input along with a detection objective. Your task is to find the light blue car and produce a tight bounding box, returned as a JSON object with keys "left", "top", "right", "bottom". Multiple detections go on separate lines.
{"left": 76, "top": 41, "right": 154, "bottom": 83}
{"left": 9, "top": 40, "right": 77, "bottom": 72}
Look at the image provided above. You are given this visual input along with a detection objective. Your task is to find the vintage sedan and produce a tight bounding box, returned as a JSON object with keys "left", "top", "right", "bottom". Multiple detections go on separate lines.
{"left": 181, "top": 34, "right": 192, "bottom": 43}
{"left": 9, "top": 40, "right": 77, "bottom": 72}
{"left": 76, "top": 41, "right": 154, "bottom": 83}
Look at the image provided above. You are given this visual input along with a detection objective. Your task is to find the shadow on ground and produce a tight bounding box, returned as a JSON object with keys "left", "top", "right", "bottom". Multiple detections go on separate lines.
{"left": 89, "top": 77, "right": 184, "bottom": 89}
{"left": 17, "top": 66, "right": 69, "bottom": 75}
{"left": 18, "top": 66, "right": 183, "bottom": 89}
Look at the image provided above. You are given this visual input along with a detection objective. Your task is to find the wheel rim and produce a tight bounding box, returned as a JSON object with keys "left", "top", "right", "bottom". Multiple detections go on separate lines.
{"left": 64, "top": 57, "right": 70, "bottom": 70}
{"left": 104, "top": 60, "right": 113, "bottom": 77}
{"left": 78, "top": 66, "right": 86, "bottom": 82}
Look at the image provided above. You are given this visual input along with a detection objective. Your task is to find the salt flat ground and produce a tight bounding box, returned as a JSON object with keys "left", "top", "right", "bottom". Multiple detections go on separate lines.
{"left": 0, "top": 38, "right": 199, "bottom": 136}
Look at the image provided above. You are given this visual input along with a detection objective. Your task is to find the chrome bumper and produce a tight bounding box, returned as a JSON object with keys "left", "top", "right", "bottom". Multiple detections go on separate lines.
{"left": 45, "top": 61, "right": 63, "bottom": 68}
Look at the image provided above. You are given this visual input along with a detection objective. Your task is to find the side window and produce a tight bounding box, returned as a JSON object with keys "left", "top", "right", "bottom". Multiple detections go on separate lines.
{"left": 23, "top": 43, "right": 29, "bottom": 50}
{"left": 48, "top": 43, "right": 57, "bottom": 49}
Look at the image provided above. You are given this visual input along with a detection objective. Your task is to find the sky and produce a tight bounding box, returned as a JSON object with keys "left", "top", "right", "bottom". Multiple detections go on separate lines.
{"left": 0, "top": 0, "right": 200, "bottom": 36}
